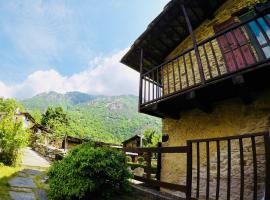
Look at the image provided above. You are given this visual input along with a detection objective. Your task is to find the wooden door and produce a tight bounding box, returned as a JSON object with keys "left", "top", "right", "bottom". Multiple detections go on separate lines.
{"left": 214, "top": 18, "right": 255, "bottom": 72}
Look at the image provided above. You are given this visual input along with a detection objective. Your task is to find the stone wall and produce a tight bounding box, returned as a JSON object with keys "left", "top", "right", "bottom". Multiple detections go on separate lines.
{"left": 160, "top": 89, "right": 270, "bottom": 198}
{"left": 32, "top": 143, "right": 65, "bottom": 162}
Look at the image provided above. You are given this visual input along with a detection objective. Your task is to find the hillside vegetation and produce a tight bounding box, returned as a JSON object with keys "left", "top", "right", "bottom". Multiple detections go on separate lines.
{"left": 21, "top": 92, "right": 161, "bottom": 143}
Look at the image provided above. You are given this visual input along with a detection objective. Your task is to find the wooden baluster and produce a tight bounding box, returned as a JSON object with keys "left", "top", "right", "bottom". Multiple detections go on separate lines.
{"left": 227, "top": 139, "right": 231, "bottom": 200}
{"left": 239, "top": 138, "right": 244, "bottom": 200}
{"left": 152, "top": 71, "right": 155, "bottom": 100}
{"left": 146, "top": 152, "right": 152, "bottom": 180}
{"left": 177, "top": 58, "right": 183, "bottom": 90}
{"left": 209, "top": 41, "right": 221, "bottom": 76}
{"left": 189, "top": 51, "right": 196, "bottom": 84}
{"left": 264, "top": 132, "right": 270, "bottom": 200}
{"left": 216, "top": 140, "right": 220, "bottom": 200}
{"left": 186, "top": 140, "right": 193, "bottom": 200}
{"left": 183, "top": 55, "right": 189, "bottom": 87}
{"left": 206, "top": 141, "right": 210, "bottom": 200}
{"left": 172, "top": 61, "right": 176, "bottom": 92}
{"left": 202, "top": 44, "right": 213, "bottom": 79}
{"left": 196, "top": 142, "right": 200, "bottom": 199}
{"left": 251, "top": 136, "right": 257, "bottom": 200}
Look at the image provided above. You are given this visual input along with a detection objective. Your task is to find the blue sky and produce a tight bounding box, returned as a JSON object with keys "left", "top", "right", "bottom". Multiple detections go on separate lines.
{"left": 0, "top": 0, "right": 169, "bottom": 99}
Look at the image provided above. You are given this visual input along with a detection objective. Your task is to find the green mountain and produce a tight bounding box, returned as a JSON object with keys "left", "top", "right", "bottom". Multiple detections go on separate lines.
{"left": 21, "top": 92, "right": 161, "bottom": 143}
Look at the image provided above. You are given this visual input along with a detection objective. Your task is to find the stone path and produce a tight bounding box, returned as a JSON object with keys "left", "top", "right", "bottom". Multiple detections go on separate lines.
{"left": 7, "top": 148, "right": 50, "bottom": 200}
{"left": 21, "top": 148, "right": 50, "bottom": 169}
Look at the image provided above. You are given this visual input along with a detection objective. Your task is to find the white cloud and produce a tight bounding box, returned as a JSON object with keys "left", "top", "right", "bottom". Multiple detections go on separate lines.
{"left": 0, "top": 49, "right": 139, "bottom": 99}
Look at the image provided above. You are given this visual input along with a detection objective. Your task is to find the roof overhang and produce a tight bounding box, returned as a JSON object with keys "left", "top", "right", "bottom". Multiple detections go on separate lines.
{"left": 121, "top": 0, "right": 227, "bottom": 73}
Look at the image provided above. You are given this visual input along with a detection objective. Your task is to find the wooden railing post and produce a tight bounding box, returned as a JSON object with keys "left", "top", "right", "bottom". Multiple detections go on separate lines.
{"left": 181, "top": 4, "right": 205, "bottom": 85}
{"left": 138, "top": 48, "right": 144, "bottom": 111}
{"left": 264, "top": 132, "right": 270, "bottom": 199}
{"left": 146, "top": 152, "right": 152, "bottom": 180}
{"left": 186, "top": 140, "right": 193, "bottom": 200}
{"left": 156, "top": 142, "right": 162, "bottom": 191}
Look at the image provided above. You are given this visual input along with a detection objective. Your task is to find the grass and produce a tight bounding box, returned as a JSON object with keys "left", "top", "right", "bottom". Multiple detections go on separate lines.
{"left": 33, "top": 171, "right": 49, "bottom": 191}
{"left": 0, "top": 163, "right": 49, "bottom": 200}
{"left": 0, "top": 163, "right": 21, "bottom": 200}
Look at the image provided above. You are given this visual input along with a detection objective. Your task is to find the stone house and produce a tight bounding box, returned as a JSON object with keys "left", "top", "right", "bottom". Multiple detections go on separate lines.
{"left": 122, "top": 135, "right": 144, "bottom": 148}
{"left": 121, "top": 0, "right": 270, "bottom": 199}
{"left": 0, "top": 111, "right": 35, "bottom": 129}
{"left": 122, "top": 135, "right": 144, "bottom": 162}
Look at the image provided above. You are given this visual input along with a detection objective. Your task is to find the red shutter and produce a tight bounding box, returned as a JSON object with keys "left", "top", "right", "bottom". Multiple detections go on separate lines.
{"left": 214, "top": 17, "right": 255, "bottom": 72}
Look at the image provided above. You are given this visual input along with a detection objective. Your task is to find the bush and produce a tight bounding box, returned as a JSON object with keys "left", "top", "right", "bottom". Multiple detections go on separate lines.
{"left": 137, "top": 156, "right": 145, "bottom": 164}
{"left": 125, "top": 155, "right": 132, "bottom": 163}
{"left": 0, "top": 114, "right": 29, "bottom": 166}
{"left": 48, "top": 143, "right": 131, "bottom": 200}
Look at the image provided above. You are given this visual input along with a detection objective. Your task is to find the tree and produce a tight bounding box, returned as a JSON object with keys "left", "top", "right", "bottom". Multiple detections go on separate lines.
{"left": 0, "top": 113, "right": 30, "bottom": 166}
{"left": 143, "top": 128, "right": 161, "bottom": 147}
{"left": 41, "top": 107, "right": 70, "bottom": 138}
{"left": 0, "top": 98, "right": 24, "bottom": 113}
{"left": 30, "top": 110, "right": 42, "bottom": 124}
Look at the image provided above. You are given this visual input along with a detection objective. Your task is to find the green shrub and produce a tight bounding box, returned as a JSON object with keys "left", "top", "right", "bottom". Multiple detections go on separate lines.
{"left": 125, "top": 156, "right": 132, "bottom": 163}
{"left": 48, "top": 143, "right": 131, "bottom": 200}
{"left": 0, "top": 114, "right": 30, "bottom": 166}
{"left": 137, "top": 156, "right": 144, "bottom": 164}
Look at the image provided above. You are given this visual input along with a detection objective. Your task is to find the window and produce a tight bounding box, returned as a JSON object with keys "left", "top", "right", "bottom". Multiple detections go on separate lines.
{"left": 241, "top": 11, "right": 270, "bottom": 59}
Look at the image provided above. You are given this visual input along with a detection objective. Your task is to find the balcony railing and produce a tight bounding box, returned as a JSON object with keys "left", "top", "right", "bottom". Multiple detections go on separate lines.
{"left": 139, "top": 12, "right": 270, "bottom": 108}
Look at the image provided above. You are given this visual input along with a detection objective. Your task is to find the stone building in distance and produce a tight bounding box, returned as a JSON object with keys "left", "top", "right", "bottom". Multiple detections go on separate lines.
{"left": 121, "top": 0, "right": 270, "bottom": 199}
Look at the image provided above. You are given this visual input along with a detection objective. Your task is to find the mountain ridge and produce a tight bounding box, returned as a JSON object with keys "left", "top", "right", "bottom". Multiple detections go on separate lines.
{"left": 21, "top": 91, "right": 161, "bottom": 143}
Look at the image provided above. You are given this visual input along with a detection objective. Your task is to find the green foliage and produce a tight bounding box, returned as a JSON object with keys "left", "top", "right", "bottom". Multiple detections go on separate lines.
{"left": 137, "top": 156, "right": 145, "bottom": 165}
{"left": 41, "top": 107, "right": 70, "bottom": 138}
{"left": 29, "top": 110, "right": 42, "bottom": 124}
{"left": 0, "top": 98, "right": 24, "bottom": 113}
{"left": 48, "top": 143, "right": 131, "bottom": 200}
{"left": 143, "top": 128, "right": 161, "bottom": 147}
{"left": 22, "top": 92, "right": 161, "bottom": 144}
{"left": 0, "top": 114, "right": 30, "bottom": 166}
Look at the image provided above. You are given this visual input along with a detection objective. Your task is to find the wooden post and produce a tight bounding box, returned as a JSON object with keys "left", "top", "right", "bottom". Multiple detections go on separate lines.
{"left": 181, "top": 4, "right": 205, "bottom": 84}
{"left": 186, "top": 140, "right": 193, "bottom": 200}
{"left": 156, "top": 142, "right": 162, "bottom": 191}
{"left": 146, "top": 152, "right": 152, "bottom": 180}
{"left": 264, "top": 132, "right": 270, "bottom": 200}
{"left": 138, "top": 48, "right": 144, "bottom": 111}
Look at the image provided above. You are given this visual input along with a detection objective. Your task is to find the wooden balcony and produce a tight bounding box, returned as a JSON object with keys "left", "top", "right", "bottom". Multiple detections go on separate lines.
{"left": 139, "top": 12, "right": 270, "bottom": 118}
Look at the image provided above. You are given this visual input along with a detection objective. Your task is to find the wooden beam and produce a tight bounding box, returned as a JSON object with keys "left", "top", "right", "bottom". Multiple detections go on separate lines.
{"left": 232, "top": 75, "right": 253, "bottom": 104}
{"left": 133, "top": 175, "right": 187, "bottom": 193}
{"left": 181, "top": 4, "right": 205, "bottom": 84}
{"left": 186, "top": 91, "right": 213, "bottom": 113}
{"left": 123, "top": 146, "right": 188, "bottom": 154}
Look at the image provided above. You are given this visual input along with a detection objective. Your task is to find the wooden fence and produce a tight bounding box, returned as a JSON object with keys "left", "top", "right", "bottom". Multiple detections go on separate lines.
{"left": 123, "top": 132, "right": 270, "bottom": 200}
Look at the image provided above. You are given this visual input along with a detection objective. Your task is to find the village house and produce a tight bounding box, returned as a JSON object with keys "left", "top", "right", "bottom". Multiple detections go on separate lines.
{"left": 122, "top": 134, "right": 144, "bottom": 149}
{"left": 121, "top": 0, "right": 270, "bottom": 199}
{"left": 0, "top": 111, "right": 35, "bottom": 129}
{"left": 122, "top": 135, "right": 144, "bottom": 162}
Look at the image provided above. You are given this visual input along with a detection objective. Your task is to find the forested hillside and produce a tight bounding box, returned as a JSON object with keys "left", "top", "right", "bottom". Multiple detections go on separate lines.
{"left": 21, "top": 92, "right": 161, "bottom": 143}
